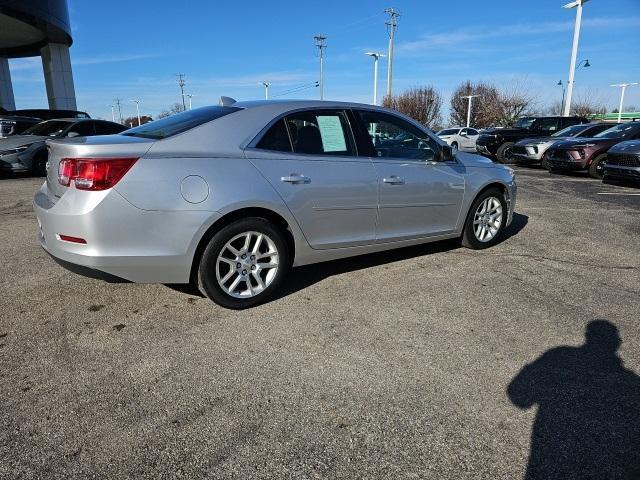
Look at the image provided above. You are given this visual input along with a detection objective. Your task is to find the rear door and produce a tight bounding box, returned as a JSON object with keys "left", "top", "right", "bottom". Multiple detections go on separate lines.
{"left": 352, "top": 109, "right": 465, "bottom": 242}
{"left": 246, "top": 109, "right": 378, "bottom": 249}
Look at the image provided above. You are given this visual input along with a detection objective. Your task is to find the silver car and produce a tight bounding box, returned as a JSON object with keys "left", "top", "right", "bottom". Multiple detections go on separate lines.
{"left": 34, "top": 99, "right": 517, "bottom": 309}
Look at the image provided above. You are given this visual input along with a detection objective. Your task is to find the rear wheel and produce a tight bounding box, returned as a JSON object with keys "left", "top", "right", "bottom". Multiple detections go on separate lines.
{"left": 496, "top": 142, "right": 515, "bottom": 164}
{"left": 197, "top": 217, "right": 289, "bottom": 309}
{"left": 541, "top": 154, "right": 550, "bottom": 170}
{"left": 462, "top": 188, "right": 507, "bottom": 249}
{"left": 451, "top": 141, "right": 459, "bottom": 152}
{"left": 32, "top": 151, "right": 47, "bottom": 177}
{"left": 588, "top": 154, "right": 607, "bottom": 179}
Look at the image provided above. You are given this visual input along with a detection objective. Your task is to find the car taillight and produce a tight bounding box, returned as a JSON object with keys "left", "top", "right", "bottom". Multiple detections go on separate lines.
{"left": 58, "top": 157, "right": 138, "bottom": 190}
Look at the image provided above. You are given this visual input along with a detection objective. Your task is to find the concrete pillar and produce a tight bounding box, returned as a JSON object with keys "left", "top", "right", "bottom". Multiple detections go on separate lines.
{"left": 0, "top": 57, "right": 16, "bottom": 111}
{"left": 41, "top": 43, "right": 77, "bottom": 110}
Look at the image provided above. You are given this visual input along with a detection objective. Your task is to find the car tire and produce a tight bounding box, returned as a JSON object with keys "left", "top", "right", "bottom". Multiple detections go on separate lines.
{"left": 461, "top": 188, "right": 508, "bottom": 250}
{"left": 541, "top": 155, "right": 550, "bottom": 170}
{"left": 451, "top": 142, "right": 458, "bottom": 152}
{"left": 588, "top": 154, "right": 607, "bottom": 180}
{"left": 197, "top": 217, "right": 290, "bottom": 309}
{"left": 496, "top": 142, "right": 515, "bottom": 164}
{"left": 32, "top": 151, "right": 47, "bottom": 177}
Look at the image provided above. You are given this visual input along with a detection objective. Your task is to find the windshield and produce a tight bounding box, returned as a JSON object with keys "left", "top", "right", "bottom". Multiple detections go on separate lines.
{"left": 594, "top": 123, "right": 640, "bottom": 139}
{"left": 23, "top": 120, "right": 71, "bottom": 136}
{"left": 514, "top": 117, "right": 536, "bottom": 129}
{"left": 552, "top": 124, "right": 587, "bottom": 137}
{"left": 437, "top": 128, "right": 459, "bottom": 136}
{"left": 123, "top": 106, "right": 242, "bottom": 139}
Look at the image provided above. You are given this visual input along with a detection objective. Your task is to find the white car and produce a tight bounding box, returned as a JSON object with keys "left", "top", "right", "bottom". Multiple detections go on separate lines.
{"left": 437, "top": 127, "right": 480, "bottom": 152}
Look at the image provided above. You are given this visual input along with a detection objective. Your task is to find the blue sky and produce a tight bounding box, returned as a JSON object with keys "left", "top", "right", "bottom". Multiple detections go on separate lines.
{"left": 8, "top": 0, "right": 640, "bottom": 122}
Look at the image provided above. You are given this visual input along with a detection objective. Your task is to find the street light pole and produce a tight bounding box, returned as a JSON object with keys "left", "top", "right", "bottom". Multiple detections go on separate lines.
{"left": 261, "top": 82, "right": 270, "bottom": 100}
{"left": 365, "top": 52, "right": 385, "bottom": 105}
{"left": 557, "top": 80, "right": 565, "bottom": 113}
{"left": 562, "top": 0, "right": 589, "bottom": 117}
{"left": 460, "top": 95, "right": 481, "bottom": 128}
{"left": 110, "top": 105, "right": 115, "bottom": 122}
{"left": 611, "top": 83, "right": 638, "bottom": 123}
{"left": 131, "top": 100, "right": 141, "bottom": 126}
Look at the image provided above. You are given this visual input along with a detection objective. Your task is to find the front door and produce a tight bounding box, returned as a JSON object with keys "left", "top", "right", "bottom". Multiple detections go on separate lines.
{"left": 353, "top": 109, "right": 465, "bottom": 242}
{"left": 246, "top": 110, "right": 378, "bottom": 250}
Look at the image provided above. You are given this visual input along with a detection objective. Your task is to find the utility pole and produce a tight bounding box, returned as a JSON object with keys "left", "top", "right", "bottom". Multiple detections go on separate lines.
{"left": 131, "top": 100, "right": 141, "bottom": 126}
{"left": 110, "top": 105, "right": 115, "bottom": 122}
{"left": 562, "top": 0, "right": 588, "bottom": 117}
{"left": 114, "top": 98, "right": 123, "bottom": 124}
{"left": 460, "top": 95, "right": 481, "bottom": 128}
{"left": 261, "top": 82, "right": 271, "bottom": 100}
{"left": 557, "top": 80, "right": 565, "bottom": 114}
{"left": 365, "top": 52, "right": 385, "bottom": 105}
{"left": 384, "top": 7, "right": 400, "bottom": 99}
{"left": 176, "top": 73, "right": 186, "bottom": 111}
{"left": 314, "top": 34, "right": 327, "bottom": 100}
{"left": 611, "top": 83, "right": 638, "bottom": 123}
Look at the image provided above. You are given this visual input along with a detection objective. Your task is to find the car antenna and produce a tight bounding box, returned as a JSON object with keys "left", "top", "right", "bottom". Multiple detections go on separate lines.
{"left": 219, "top": 96, "right": 237, "bottom": 106}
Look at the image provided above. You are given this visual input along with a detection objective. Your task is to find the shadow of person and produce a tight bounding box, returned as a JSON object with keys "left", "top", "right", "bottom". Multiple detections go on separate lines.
{"left": 508, "top": 320, "right": 640, "bottom": 480}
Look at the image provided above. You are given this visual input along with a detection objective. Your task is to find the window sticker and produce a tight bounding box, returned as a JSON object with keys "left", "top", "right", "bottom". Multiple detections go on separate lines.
{"left": 317, "top": 115, "right": 347, "bottom": 152}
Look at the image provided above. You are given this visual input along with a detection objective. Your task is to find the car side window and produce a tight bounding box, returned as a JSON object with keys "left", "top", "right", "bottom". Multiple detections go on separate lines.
{"left": 284, "top": 110, "right": 355, "bottom": 156}
{"left": 67, "top": 122, "right": 95, "bottom": 137}
{"left": 533, "top": 118, "right": 560, "bottom": 133}
{"left": 467, "top": 128, "right": 479, "bottom": 136}
{"left": 256, "top": 119, "right": 292, "bottom": 152}
{"left": 95, "top": 122, "right": 125, "bottom": 135}
{"left": 356, "top": 110, "right": 440, "bottom": 161}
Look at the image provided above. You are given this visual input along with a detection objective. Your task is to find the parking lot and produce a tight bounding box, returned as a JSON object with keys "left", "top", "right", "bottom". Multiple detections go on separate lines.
{"left": 1, "top": 169, "right": 639, "bottom": 478}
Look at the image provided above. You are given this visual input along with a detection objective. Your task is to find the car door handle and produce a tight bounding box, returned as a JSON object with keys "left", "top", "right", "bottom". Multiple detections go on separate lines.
{"left": 383, "top": 176, "right": 405, "bottom": 185}
{"left": 281, "top": 174, "right": 311, "bottom": 184}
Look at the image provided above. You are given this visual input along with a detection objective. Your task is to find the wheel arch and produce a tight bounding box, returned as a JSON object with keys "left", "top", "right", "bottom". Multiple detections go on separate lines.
{"left": 189, "top": 206, "right": 296, "bottom": 283}
{"left": 463, "top": 181, "right": 511, "bottom": 228}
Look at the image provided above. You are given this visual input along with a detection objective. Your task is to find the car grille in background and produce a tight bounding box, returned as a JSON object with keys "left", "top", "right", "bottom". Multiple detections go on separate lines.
{"left": 548, "top": 150, "right": 570, "bottom": 161}
{"left": 512, "top": 146, "right": 527, "bottom": 155}
{"left": 606, "top": 153, "right": 640, "bottom": 167}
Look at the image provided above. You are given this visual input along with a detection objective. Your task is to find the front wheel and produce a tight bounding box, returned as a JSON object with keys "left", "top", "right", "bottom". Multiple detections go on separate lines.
{"left": 588, "top": 154, "right": 607, "bottom": 179}
{"left": 496, "top": 142, "right": 515, "bottom": 164}
{"left": 197, "top": 217, "right": 290, "bottom": 309}
{"left": 462, "top": 188, "right": 508, "bottom": 249}
{"left": 451, "top": 142, "right": 459, "bottom": 153}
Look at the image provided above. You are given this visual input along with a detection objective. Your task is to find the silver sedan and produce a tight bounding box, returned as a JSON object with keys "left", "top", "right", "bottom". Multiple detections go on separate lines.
{"left": 34, "top": 99, "right": 517, "bottom": 309}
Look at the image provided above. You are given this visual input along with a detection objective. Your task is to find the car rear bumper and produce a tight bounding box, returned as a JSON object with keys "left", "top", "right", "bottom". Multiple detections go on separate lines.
{"left": 33, "top": 183, "right": 220, "bottom": 283}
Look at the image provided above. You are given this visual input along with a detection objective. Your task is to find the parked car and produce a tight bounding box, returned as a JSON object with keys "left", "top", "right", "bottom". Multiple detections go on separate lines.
{"left": 602, "top": 140, "right": 640, "bottom": 184}
{"left": 545, "top": 122, "right": 640, "bottom": 179}
{"left": 0, "top": 107, "right": 90, "bottom": 138}
{"left": 0, "top": 119, "right": 126, "bottom": 175}
{"left": 476, "top": 116, "right": 589, "bottom": 163}
{"left": 512, "top": 123, "right": 612, "bottom": 168}
{"left": 436, "top": 127, "right": 480, "bottom": 152}
{"left": 34, "top": 99, "right": 517, "bottom": 309}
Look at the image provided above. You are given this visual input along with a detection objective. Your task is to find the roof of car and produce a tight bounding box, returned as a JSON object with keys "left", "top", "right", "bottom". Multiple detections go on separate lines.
{"left": 233, "top": 99, "right": 384, "bottom": 110}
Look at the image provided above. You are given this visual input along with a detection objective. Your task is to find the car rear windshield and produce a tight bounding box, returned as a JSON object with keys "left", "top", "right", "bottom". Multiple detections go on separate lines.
{"left": 437, "top": 128, "right": 459, "bottom": 136}
{"left": 23, "top": 120, "right": 72, "bottom": 136}
{"left": 594, "top": 123, "right": 640, "bottom": 139}
{"left": 122, "top": 106, "right": 242, "bottom": 139}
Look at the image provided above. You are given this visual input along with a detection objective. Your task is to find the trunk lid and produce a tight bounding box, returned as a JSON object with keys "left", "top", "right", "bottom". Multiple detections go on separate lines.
{"left": 45, "top": 134, "right": 155, "bottom": 201}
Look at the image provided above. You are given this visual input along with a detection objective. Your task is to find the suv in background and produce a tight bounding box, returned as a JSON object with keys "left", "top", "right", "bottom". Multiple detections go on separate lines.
{"left": 512, "top": 122, "right": 612, "bottom": 168}
{"left": 603, "top": 140, "right": 640, "bottom": 184}
{"left": 0, "top": 107, "right": 90, "bottom": 138}
{"left": 476, "top": 116, "right": 589, "bottom": 163}
{"left": 545, "top": 122, "right": 640, "bottom": 179}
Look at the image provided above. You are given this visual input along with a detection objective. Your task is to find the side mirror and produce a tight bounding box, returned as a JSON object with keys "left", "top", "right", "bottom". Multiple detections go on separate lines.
{"left": 439, "top": 144, "right": 454, "bottom": 162}
{"left": 67, "top": 131, "right": 80, "bottom": 138}
{"left": 460, "top": 131, "right": 468, "bottom": 137}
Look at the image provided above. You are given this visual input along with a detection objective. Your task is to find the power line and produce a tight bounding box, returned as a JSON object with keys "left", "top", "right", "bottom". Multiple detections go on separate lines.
{"left": 271, "top": 81, "right": 320, "bottom": 98}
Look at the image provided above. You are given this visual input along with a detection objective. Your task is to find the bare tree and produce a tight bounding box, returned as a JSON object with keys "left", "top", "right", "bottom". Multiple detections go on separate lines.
{"left": 123, "top": 115, "right": 153, "bottom": 127}
{"left": 383, "top": 86, "right": 443, "bottom": 129}
{"left": 571, "top": 91, "right": 607, "bottom": 118}
{"left": 495, "top": 83, "right": 536, "bottom": 127}
{"left": 450, "top": 81, "right": 502, "bottom": 128}
{"left": 158, "top": 103, "right": 186, "bottom": 119}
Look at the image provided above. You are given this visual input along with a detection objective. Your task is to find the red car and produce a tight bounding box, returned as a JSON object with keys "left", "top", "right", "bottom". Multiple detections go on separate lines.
{"left": 545, "top": 122, "right": 640, "bottom": 178}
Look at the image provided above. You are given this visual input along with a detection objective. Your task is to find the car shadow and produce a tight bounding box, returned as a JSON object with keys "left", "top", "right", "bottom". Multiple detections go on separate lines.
{"left": 507, "top": 320, "right": 640, "bottom": 479}
{"left": 165, "top": 213, "right": 528, "bottom": 302}
{"left": 274, "top": 212, "right": 529, "bottom": 301}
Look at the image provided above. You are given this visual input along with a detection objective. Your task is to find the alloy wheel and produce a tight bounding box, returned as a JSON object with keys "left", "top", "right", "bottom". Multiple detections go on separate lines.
{"left": 216, "top": 231, "right": 279, "bottom": 298}
{"left": 473, "top": 196, "right": 503, "bottom": 242}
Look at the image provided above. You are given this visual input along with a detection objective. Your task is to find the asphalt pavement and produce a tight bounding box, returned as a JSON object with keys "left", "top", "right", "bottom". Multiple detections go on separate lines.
{"left": 1, "top": 168, "right": 639, "bottom": 479}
